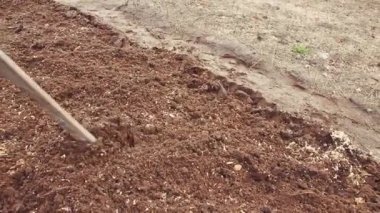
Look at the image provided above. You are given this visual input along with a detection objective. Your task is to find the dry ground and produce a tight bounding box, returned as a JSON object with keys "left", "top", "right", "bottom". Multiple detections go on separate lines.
{"left": 58, "top": 0, "right": 380, "bottom": 108}
{"left": 57, "top": 0, "right": 380, "bottom": 159}
{"left": 1, "top": 0, "right": 379, "bottom": 212}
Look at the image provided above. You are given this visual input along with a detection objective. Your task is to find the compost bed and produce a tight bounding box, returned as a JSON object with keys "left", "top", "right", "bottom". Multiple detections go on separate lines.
{"left": 0, "top": 1, "right": 379, "bottom": 212}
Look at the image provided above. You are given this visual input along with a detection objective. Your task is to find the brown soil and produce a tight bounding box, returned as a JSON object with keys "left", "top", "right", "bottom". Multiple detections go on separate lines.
{"left": 0, "top": 1, "right": 379, "bottom": 212}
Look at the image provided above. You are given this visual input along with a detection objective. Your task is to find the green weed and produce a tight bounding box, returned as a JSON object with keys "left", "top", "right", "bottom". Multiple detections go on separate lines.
{"left": 292, "top": 44, "right": 310, "bottom": 55}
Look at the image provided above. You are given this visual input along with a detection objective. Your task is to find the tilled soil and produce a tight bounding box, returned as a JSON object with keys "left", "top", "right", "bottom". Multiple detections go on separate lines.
{"left": 0, "top": 1, "right": 379, "bottom": 212}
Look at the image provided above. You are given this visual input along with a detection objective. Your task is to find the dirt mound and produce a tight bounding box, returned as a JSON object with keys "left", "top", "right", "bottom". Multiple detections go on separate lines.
{"left": 0, "top": 1, "right": 379, "bottom": 212}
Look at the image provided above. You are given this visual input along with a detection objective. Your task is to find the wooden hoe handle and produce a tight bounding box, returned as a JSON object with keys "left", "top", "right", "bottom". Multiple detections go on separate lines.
{"left": 0, "top": 50, "right": 96, "bottom": 143}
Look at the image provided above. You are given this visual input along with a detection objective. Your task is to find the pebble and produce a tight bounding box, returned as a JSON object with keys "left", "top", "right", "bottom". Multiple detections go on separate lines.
{"left": 59, "top": 207, "right": 72, "bottom": 212}
{"left": 143, "top": 124, "right": 158, "bottom": 134}
{"left": 234, "top": 164, "right": 242, "bottom": 171}
{"left": 355, "top": 197, "right": 365, "bottom": 204}
{"left": 318, "top": 52, "right": 329, "bottom": 60}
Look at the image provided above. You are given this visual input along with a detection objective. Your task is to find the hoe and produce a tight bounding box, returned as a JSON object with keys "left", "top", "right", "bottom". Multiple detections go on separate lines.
{"left": 0, "top": 50, "right": 96, "bottom": 143}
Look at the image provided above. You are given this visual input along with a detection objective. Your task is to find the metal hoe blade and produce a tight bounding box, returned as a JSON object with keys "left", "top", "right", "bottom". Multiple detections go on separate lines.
{"left": 0, "top": 50, "right": 96, "bottom": 143}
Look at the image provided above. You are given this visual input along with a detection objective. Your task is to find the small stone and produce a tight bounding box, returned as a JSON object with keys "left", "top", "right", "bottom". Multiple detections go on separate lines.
{"left": 59, "top": 206, "right": 72, "bottom": 212}
{"left": 318, "top": 52, "right": 329, "bottom": 60}
{"left": 142, "top": 124, "right": 158, "bottom": 135}
{"left": 234, "top": 164, "right": 242, "bottom": 171}
{"left": 355, "top": 197, "right": 365, "bottom": 204}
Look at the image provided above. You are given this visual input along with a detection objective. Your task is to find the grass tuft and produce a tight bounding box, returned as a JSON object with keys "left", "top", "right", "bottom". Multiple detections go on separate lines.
{"left": 292, "top": 44, "right": 310, "bottom": 55}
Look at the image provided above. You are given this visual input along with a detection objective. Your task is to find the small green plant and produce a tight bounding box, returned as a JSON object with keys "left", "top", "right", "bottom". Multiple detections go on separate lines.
{"left": 292, "top": 44, "right": 310, "bottom": 55}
